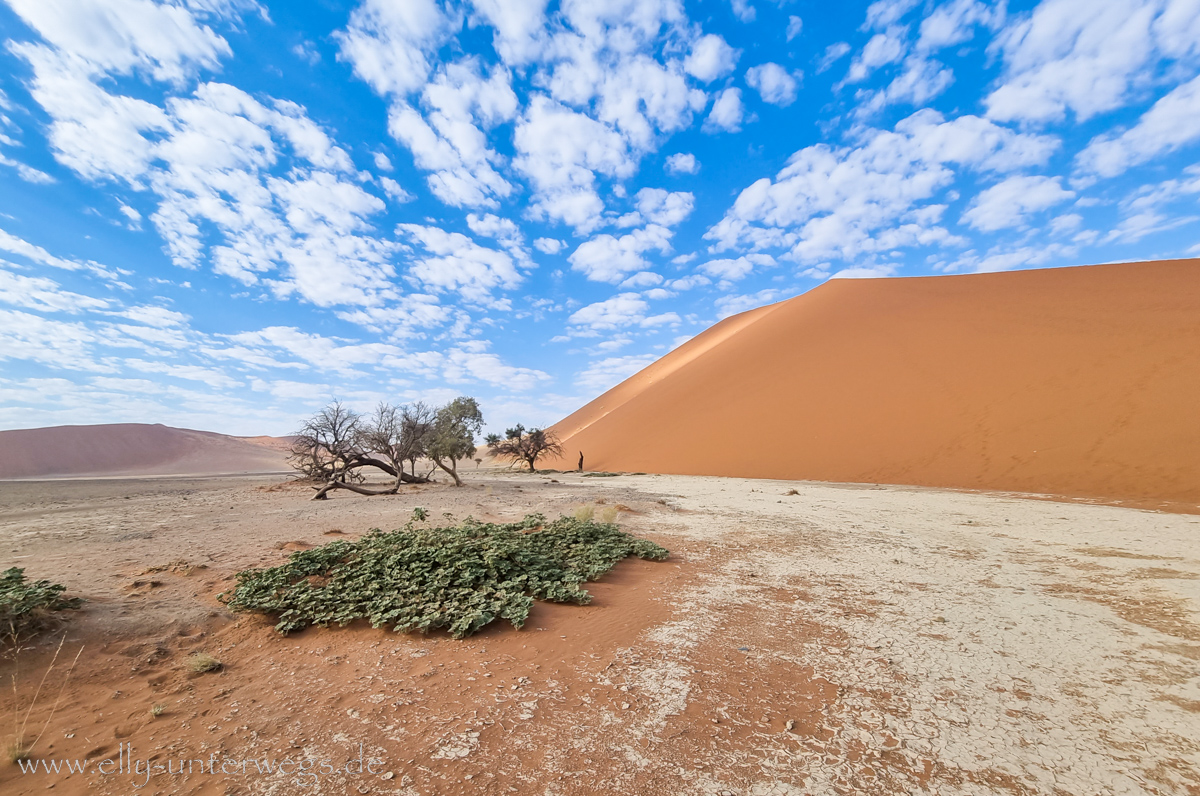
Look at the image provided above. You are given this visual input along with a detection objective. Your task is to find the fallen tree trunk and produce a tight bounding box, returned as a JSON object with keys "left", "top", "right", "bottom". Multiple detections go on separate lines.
{"left": 309, "top": 457, "right": 430, "bottom": 500}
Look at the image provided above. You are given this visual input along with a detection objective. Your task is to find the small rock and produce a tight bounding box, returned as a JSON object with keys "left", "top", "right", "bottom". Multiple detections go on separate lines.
{"left": 711, "top": 718, "right": 719, "bottom": 724}
{"left": 621, "top": 702, "right": 630, "bottom": 710}
{"left": 381, "top": 772, "right": 394, "bottom": 781}
{"left": 785, "top": 719, "right": 795, "bottom": 731}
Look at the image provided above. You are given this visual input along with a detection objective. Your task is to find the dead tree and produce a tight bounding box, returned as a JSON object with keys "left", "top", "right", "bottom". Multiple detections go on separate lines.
{"left": 289, "top": 402, "right": 363, "bottom": 483}
{"left": 487, "top": 424, "right": 564, "bottom": 472}
{"left": 296, "top": 401, "right": 440, "bottom": 500}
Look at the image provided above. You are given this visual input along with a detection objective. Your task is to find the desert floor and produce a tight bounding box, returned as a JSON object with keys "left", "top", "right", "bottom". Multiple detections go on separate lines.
{"left": 1, "top": 470, "right": 1198, "bottom": 796}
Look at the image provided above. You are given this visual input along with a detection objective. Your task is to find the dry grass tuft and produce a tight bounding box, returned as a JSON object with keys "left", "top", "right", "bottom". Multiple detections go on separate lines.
{"left": 185, "top": 653, "right": 222, "bottom": 674}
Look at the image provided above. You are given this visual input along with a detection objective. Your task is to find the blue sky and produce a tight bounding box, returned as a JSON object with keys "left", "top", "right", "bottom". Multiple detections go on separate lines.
{"left": 0, "top": 0, "right": 1198, "bottom": 436}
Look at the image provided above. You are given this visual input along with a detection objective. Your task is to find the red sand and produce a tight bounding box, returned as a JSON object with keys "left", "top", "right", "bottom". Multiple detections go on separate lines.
{"left": 550, "top": 259, "right": 1200, "bottom": 506}
{"left": 0, "top": 424, "right": 290, "bottom": 479}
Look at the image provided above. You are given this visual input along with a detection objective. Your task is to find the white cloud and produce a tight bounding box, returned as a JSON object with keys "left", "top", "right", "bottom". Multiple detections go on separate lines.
{"left": 683, "top": 34, "right": 739, "bottom": 82}
{"left": 961, "top": 175, "right": 1075, "bottom": 231}
{"left": 0, "top": 266, "right": 110, "bottom": 313}
{"left": 513, "top": 96, "right": 635, "bottom": 232}
{"left": 730, "top": 0, "right": 756, "bottom": 24}
{"left": 746, "top": 63, "right": 800, "bottom": 106}
{"left": 787, "top": 16, "right": 803, "bottom": 42}
{"left": 664, "top": 152, "right": 699, "bottom": 175}
{"left": 443, "top": 347, "right": 550, "bottom": 391}
{"left": 817, "top": 42, "right": 851, "bottom": 73}
{"left": 334, "top": 0, "right": 454, "bottom": 96}
{"left": 635, "top": 188, "right": 694, "bottom": 226}
{"left": 864, "top": 0, "right": 921, "bottom": 30}
{"left": 917, "top": 0, "right": 1004, "bottom": 51}
{"left": 397, "top": 223, "right": 523, "bottom": 302}
{"left": 385, "top": 61, "right": 518, "bottom": 208}
{"left": 619, "top": 271, "right": 663, "bottom": 288}
{"left": 467, "top": 0, "right": 550, "bottom": 66}
{"left": 568, "top": 225, "right": 673, "bottom": 282}
{"left": 126, "top": 358, "right": 242, "bottom": 390}
{"left": 380, "top": 176, "right": 415, "bottom": 202}
{"left": 705, "top": 109, "right": 1059, "bottom": 263}
{"left": 373, "top": 151, "right": 394, "bottom": 171}
{"left": 714, "top": 288, "right": 786, "bottom": 319}
{"left": 698, "top": 253, "right": 775, "bottom": 281}
{"left": 0, "top": 226, "right": 122, "bottom": 280}
{"left": 704, "top": 87, "right": 744, "bottom": 133}
{"left": 533, "top": 237, "right": 565, "bottom": 254}
{"left": 568, "top": 292, "right": 679, "bottom": 330}
{"left": 6, "top": 0, "right": 235, "bottom": 83}
{"left": 0, "top": 151, "right": 55, "bottom": 184}
{"left": 1075, "top": 74, "right": 1200, "bottom": 178}
{"left": 843, "top": 30, "right": 906, "bottom": 84}
{"left": 575, "top": 354, "right": 656, "bottom": 392}
{"left": 986, "top": 0, "right": 1200, "bottom": 124}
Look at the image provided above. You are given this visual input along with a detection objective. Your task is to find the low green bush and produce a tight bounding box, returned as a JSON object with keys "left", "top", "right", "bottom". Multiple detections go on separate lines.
{"left": 220, "top": 514, "right": 668, "bottom": 638}
{"left": 1, "top": 568, "right": 81, "bottom": 645}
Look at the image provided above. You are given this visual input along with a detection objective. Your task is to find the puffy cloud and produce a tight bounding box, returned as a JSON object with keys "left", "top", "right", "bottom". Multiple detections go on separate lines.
{"left": 334, "top": 0, "right": 454, "bottom": 96}
{"left": 397, "top": 223, "right": 523, "bottom": 302}
{"left": 705, "top": 109, "right": 1059, "bottom": 263}
{"left": 373, "top": 152, "right": 394, "bottom": 171}
{"left": 533, "top": 237, "right": 565, "bottom": 254}
{"left": 618, "top": 270, "right": 664, "bottom": 288}
{"left": 467, "top": 0, "right": 550, "bottom": 65}
{"left": 698, "top": 253, "right": 775, "bottom": 281}
{"left": 683, "top": 34, "right": 739, "bottom": 82}
{"left": 634, "top": 188, "right": 694, "bottom": 226}
{"left": 567, "top": 225, "right": 672, "bottom": 282}
{"left": 704, "top": 87, "right": 744, "bottom": 133}
{"left": 513, "top": 95, "right": 634, "bottom": 232}
{"left": 986, "top": 0, "right": 1200, "bottom": 124}
{"left": 960, "top": 175, "right": 1075, "bottom": 231}
{"left": 1074, "top": 75, "right": 1200, "bottom": 178}
{"left": 664, "top": 152, "right": 699, "bottom": 175}
{"left": 746, "top": 63, "right": 800, "bottom": 106}
{"left": 387, "top": 60, "right": 518, "bottom": 208}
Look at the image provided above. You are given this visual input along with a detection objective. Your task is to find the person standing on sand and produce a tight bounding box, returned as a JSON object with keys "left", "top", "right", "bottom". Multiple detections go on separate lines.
{"left": 578, "top": 451, "right": 584, "bottom": 472}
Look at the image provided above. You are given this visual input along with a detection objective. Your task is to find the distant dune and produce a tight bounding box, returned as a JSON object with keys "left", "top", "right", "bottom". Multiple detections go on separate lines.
{"left": 0, "top": 423, "right": 292, "bottom": 479}
{"left": 550, "top": 259, "right": 1200, "bottom": 507}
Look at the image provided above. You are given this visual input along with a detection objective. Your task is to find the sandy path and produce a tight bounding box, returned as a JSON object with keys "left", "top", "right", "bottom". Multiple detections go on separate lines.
{"left": 1, "top": 473, "right": 1197, "bottom": 795}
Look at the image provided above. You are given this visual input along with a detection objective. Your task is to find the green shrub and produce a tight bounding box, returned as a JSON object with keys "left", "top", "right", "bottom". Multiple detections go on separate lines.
{"left": 1, "top": 568, "right": 81, "bottom": 645}
{"left": 220, "top": 514, "right": 668, "bottom": 639}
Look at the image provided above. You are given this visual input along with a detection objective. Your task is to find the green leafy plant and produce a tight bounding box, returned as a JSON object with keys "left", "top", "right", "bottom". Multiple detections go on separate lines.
{"left": 220, "top": 514, "right": 669, "bottom": 639}
{"left": 1, "top": 569, "right": 81, "bottom": 647}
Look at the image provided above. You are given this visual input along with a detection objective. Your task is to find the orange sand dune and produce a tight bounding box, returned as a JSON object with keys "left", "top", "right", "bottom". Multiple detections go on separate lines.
{"left": 0, "top": 423, "right": 291, "bottom": 479}
{"left": 550, "top": 259, "right": 1200, "bottom": 506}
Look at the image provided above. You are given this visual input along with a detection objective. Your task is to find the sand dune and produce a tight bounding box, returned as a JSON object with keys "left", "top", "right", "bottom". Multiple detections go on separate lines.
{"left": 0, "top": 423, "right": 291, "bottom": 479}
{"left": 550, "top": 259, "right": 1200, "bottom": 507}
